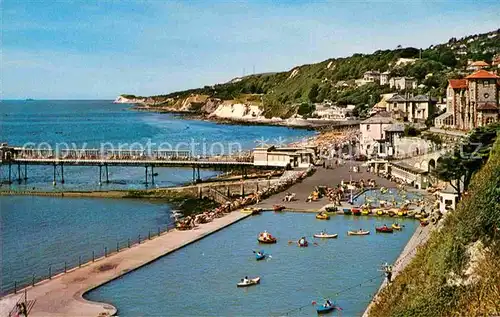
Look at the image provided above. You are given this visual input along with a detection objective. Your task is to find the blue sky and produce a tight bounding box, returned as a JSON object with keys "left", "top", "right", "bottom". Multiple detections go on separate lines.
{"left": 2, "top": 1, "right": 499, "bottom": 99}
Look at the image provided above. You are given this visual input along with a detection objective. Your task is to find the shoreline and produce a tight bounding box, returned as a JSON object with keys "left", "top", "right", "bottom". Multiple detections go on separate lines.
{"left": 362, "top": 223, "right": 433, "bottom": 317}
{"left": 0, "top": 211, "right": 253, "bottom": 317}
{"left": 131, "top": 106, "right": 360, "bottom": 130}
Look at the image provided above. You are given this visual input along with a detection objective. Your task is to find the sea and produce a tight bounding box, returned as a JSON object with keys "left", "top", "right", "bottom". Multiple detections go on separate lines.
{"left": 1, "top": 100, "right": 417, "bottom": 316}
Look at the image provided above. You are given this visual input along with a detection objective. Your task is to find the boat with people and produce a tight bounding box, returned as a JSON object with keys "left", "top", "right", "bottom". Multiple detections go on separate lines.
{"left": 273, "top": 204, "right": 286, "bottom": 212}
{"left": 254, "top": 250, "right": 266, "bottom": 261}
{"left": 348, "top": 229, "right": 370, "bottom": 236}
{"left": 392, "top": 223, "right": 402, "bottom": 230}
{"left": 315, "top": 299, "right": 338, "bottom": 314}
{"left": 297, "top": 236, "right": 309, "bottom": 247}
{"left": 257, "top": 231, "right": 277, "bottom": 244}
{"left": 375, "top": 209, "right": 384, "bottom": 216}
{"left": 361, "top": 208, "right": 371, "bottom": 215}
{"left": 315, "top": 212, "right": 330, "bottom": 220}
{"left": 237, "top": 276, "right": 260, "bottom": 287}
{"left": 313, "top": 231, "right": 338, "bottom": 239}
{"left": 376, "top": 225, "right": 394, "bottom": 233}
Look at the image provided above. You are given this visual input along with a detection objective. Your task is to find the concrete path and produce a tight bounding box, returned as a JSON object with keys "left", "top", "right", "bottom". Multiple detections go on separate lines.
{"left": 0, "top": 212, "right": 251, "bottom": 317}
{"left": 256, "top": 163, "right": 398, "bottom": 211}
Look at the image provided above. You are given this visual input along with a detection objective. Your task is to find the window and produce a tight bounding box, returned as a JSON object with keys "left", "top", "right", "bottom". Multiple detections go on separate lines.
{"left": 484, "top": 80, "right": 489, "bottom": 87}
{"left": 484, "top": 93, "right": 490, "bottom": 99}
{"left": 366, "top": 124, "right": 371, "bottom": 131}
{"left": 445, "top": 199, "right": 453, "bottom": 206}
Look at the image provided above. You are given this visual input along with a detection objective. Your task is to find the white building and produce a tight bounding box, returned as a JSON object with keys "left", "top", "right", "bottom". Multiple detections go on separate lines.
{"left": 359, "top": 112, "right": 397, "bottom": 157}
{"left": 389, "top": 77, "right": 418, "bottom": 90}
{"left": 253, "top": 146, "right": 317, "bottom": 168}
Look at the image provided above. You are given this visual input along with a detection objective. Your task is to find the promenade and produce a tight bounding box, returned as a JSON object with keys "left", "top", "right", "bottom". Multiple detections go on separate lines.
{"left": 256, "top": 163, "right": 398, "bottom": 211}
{"left": 0, "top": 212, "right": 251, "bottom": 317}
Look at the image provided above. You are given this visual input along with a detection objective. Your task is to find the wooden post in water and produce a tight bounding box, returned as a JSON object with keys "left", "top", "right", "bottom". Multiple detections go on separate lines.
{"left": 24, "top": 164, "right": 28, "bottom": 181}
{"left": 145, "top": 166, "right": 148, "bottom": 187}
{"left": 52, "top": 164, "right": 56, "bottom": 186}
{"left": 17, "top": 163, "right": 21, "bottom": 183}
{"left": 151, "top": 166, "right": 155, "bottom": 184}
{"left": 105, "top": 164, "right": 109, "bottom": 183}
{"left": 61, "top": 164, "right": 65, "bottom": 184}
{"left": 98, "top": 165, "right": 102, "bottom": 186}
{"left": 8, "top": 162, "right": 12, "bottom": 184}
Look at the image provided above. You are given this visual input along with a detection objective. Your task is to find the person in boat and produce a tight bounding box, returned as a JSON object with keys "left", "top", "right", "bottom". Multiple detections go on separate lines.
{"left": 242, "top": 276, "right": 249, "bottom": 283}
{"left": 359, "top": 228, "right": 363, "bottom": 233}
{"left": 299, "top": 237, "right": 305, "bottom": 244}
{"left": 325, "top": 299, "right": 332, "bottom": 307}
{"left": 257, "top": 251, "right": 263, "bottom": 257}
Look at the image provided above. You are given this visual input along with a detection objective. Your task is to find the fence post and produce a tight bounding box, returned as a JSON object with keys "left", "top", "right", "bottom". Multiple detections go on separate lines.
{"left": 92, "top": 251, "right": 95, "bottom": 262}
{"left": 158, "top": 227, "right": 161, "bottom": 236}
{"left": 14, "top": 281, "right": 17, "bottom": 294}
{"left": 104, "top": 247, "right": 108, "bottom": 257}
{"left": 79, "top": 256, "right": 81, "bottom": 268}
{"left": 138, "top": 234, "right": 141, "bottom": 244}
{"left": 49, "top": 266, "right": 52, "bottom": 279}
{"left": 116, "top": 242, "right": 119, "bottom": 253}
{"left": 64, "top": 261, "right": 67, "bottom": 273}
{"left": 32, "top": 273, "right": 35, "bottom": 286}
{"left": 128, "top": 238, "right": 130, "bottom": 248}
{"left": 148, "top": 231, "right": 151, "bottom": 240}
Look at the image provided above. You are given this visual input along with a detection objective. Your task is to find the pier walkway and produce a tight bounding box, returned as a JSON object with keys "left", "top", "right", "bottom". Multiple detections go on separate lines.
{"left": 0, "top": 211, "right": 251, "bottom": 317}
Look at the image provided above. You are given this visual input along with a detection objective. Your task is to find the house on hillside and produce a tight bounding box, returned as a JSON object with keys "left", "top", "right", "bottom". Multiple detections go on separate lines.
{"left": 359, "top": 112, "right": 397, "bottom": 157}
{"left": 466, "top": 60, "right": 490, "bottom": 71}
{"left": 389, "top": 77, "right": 417, "bottom": 90}
{"left": 380, "top": 71, "right": 390, "bottom": 85}
{"left": 363, "top": 71, "right": 381, "bottom": 83}
{"left": 492, "top": 54, "right": 500, "bottom": 68}
{"left": 386, "top": 94, "right": 436, "bottom": 123}
{"left": 435, "top": 69, "right": 500, "bottom": 130}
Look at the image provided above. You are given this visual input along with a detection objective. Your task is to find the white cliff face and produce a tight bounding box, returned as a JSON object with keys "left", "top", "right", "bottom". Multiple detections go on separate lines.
{"left": 208, "top": 103, "right": 263, "bottom": 119}
{"left": 113, "top": 96, "right": 146, "bottom": 104}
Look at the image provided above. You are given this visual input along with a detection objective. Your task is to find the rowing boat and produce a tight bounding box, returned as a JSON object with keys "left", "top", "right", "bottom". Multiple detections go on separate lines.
{"left": 376, "top": 226, "right": 394, "bottom": 233}
{"left": 236, "top": 277, "right": 260, "bottom": 287}
{"left": 347, "top": 230, "right": 370, "bottom": 236}
{"left": 392, "top": 224, "right": 402, "bottom": 230}
{"left": 313, "top": 233, "right": 338, "bottom": 239}
{"left": 316, "top": 213, "right": 330, "bottom": 220}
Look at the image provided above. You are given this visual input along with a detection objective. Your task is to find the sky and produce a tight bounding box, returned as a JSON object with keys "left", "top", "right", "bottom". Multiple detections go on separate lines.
{"left": 2, "top": 0, "right": 499, "bottom": 99}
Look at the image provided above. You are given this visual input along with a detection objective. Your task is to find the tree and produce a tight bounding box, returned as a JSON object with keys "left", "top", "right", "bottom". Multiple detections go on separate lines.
{"left": 433, "top": 123, "right": 500, "bottom": 199}
{"left": 308, "top": 83, "right": 319, "bottom": 103}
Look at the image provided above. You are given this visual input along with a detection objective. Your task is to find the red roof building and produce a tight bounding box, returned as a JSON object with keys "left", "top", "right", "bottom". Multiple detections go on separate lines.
{"left": 448, "top": 79, "right": 467, "bottom": 89}
{"left": 465, "top": 69, "right": 500, "bottom": 79}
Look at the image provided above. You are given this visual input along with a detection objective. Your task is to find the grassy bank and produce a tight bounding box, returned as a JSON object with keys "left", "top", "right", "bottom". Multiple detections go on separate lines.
{"left": 368, "top": 138, "right": 500, "bottom": 316}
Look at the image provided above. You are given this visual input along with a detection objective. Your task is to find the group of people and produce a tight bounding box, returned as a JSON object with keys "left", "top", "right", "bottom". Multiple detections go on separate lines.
{"left": 176, "top": 167, "right": 315, "bottom": 230}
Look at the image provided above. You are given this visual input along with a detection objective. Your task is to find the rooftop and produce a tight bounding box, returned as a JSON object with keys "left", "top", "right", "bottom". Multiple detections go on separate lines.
{"left": 469, "top": 60, "right": 489, "bottom": 67}
{"left": 361, "top": 112, "right": 397, "bottom": 124}
{"left": 449, "top": 79, "right": 467, "bottom": 89}
{"left": 465, "top": 70, "right": 500, "bottom": 79}
{"left": 384, "top": 123, "right": 405, "bottom": 132}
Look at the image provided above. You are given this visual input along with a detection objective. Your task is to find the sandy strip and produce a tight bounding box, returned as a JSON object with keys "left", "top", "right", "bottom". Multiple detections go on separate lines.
{"left": 0, "top": 212, "right": 251, "bottom": 317}
{"left": 362, "top": 224, "right": 433, "bottom": 317}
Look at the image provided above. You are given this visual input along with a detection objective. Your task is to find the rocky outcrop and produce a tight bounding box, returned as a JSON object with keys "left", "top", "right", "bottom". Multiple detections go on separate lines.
{"left": 113, "top": 95, "right": 147, "bottom": 104}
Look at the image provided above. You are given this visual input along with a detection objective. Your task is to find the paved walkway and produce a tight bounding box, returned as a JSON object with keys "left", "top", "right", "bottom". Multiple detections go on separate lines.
{"left": 256, "top": 163, "right": 398, "bottom": 211}
{"left": 0, "top": 212, "right": 251, "bottom": 317}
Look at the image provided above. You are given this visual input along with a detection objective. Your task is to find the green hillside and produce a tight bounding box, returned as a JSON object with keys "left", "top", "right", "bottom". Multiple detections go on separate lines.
{"left": 125, "top": 28, "right": 500, "bottom": 118}
{"left": 367, "top": 126, "right": 500, "bottom": 317}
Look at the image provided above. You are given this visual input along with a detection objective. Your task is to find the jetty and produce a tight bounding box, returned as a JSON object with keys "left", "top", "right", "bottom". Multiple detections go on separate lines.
{"left": 0, "top": 211, "right": 251, "bottom": 316}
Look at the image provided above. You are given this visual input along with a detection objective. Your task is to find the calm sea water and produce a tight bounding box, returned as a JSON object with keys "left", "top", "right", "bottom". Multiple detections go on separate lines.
{"left": 0, "top": 100, "right": 314, "bottom": 293}
{"left": 0, "top": 100, "right": 313, "bottom": 190}
{"left": 86, "top": 212, "right": 418, "bottom": 316}
{"left": 0, "top": 196, "right": 173, "bottom": 293}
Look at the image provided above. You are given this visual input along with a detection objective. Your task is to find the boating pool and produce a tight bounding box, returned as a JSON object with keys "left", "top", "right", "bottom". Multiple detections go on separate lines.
{"left": 353, "top": 188, "right": 422, "bottom": 208}
{"left": 85, "top": 212, "right": 418, "bottom": 316}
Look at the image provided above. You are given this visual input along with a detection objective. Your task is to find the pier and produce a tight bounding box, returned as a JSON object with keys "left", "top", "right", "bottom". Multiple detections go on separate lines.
{"left": 0, "top": 146, "right": 261, "bottom": 186}
{"left": 0, "top": 211, "right": 252, "bottom": 317}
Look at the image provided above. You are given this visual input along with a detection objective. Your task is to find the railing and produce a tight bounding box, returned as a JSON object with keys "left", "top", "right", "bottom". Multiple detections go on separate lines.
{"left": 0, "top": 222, "right": 178, "bottom": 297}
{"left": 9, "top": 151, "right": 253, "bottom": 163}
